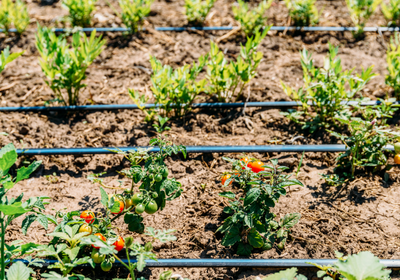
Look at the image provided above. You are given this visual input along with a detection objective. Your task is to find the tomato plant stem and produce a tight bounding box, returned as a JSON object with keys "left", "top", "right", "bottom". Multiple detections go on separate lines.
{"left": 0, "top": 216, "right": 5, "bottom": 280}
{"left": 113, "top": 253, "right": 135, "bottom": 280}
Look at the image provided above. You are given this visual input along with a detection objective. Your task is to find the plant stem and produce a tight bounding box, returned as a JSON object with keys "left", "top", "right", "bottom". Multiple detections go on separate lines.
{"left": 113, "top": 253, "right": 135, "bottom": 280}
{"left": 0, "top": 215, "right": 5, "bottom": 280}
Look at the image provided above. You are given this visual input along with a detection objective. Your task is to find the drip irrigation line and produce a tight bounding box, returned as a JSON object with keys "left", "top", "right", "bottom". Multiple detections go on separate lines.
{"left": 13, "top": 258, "right": 400, "bottom": 268}
{"left": 1, "top": 100, "right": 398, "bottom": 112}
{"left": 2, "top": 26, "right": 400, "bottom": 33}
{"left": 16, "top": 144, "right": 395, "bottom": 156}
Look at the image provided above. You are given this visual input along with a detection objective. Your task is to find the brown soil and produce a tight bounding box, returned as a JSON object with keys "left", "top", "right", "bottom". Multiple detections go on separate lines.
{"left": 2, "top": 0, "right": 400, "bottom": 279}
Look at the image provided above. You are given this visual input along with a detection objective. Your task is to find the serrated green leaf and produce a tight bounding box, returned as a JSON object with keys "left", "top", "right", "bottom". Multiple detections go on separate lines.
{"left": 7, "top": 261, "right": 31, "bottom": 280}
{"left": 262, "top": 267, "right": 298, "bottom": 280}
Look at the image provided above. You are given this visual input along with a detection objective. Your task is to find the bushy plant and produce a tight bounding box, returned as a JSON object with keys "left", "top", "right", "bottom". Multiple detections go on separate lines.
{"left": 129, "top": 55, "right": 207, "bottom": 122}
{"left": 281, "top": 44, "right": 376, "bottom": 133}
{"left": 118, "top": 0, "right": 153, "bottom": 34}
{"left": 184, "top": 0, "right": 215, "bottom": 25}
{"left": 218, "top": 157, "right": 303, "bottom": 255}
{"left": 0, "top": 47, "right": 23, "bottom": 73}
{"left": 327, "top": 100, "right": 399, "bottom": 181}
{"left": 284, "top": 0, "right": 319, "bottom": 26}
{"left": 62, "top": 0, "right": 97, "bottom": 27}
{"left": 381, "top": 0, "right": 400, "bottom": 26}
{"left": 0, "top": 143, "right": 55, "bottom": 280}
{"left": 232, "top": 0, "right": 272, "bottom": 36}
{"left": 0, "top": 0, "right": 29, "bottom": 35}
{"left": 346, "top": 0, "right": 382, "bottom": 37}
{"left": 206, "top": 29, "right": 268, "bottom": 102}
{"left": 36, "top": 25, "right": 106, "bottom": 106}
{"left": 385, "top": 33, "right": 400, "bottom": 99}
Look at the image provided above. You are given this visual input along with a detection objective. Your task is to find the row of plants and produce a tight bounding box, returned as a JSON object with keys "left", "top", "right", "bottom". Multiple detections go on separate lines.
{"left": 0, "top": 0, "right": 398, "bottom": 38}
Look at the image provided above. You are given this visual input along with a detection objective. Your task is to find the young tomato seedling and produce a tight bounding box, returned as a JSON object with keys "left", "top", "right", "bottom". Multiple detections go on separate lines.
{"left": 345, "top": 0, "right": 382, "bottom": 38}
{"left": 232, "top": 0, "right": 272, "bottom": 36}
{"left": 62, "top": 0, "right": 97, "bottom": 27}
{"left": 184, "top": 0, "right": 215, "bottom": 25}
{"left": 0, "top": 0, "right": 29, "bottom": 36}
{"left": 218, "top": 157, "right": 303, "bottom": 255}
{"left": 118, "top": 0, "right": 153, "bottom": 34}
{"left": 284, "top": 0, "right": 319, "bottom": 26}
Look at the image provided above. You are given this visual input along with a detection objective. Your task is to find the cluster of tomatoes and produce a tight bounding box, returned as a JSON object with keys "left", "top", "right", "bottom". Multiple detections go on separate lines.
{"left": 221, "top": 156, "right": 265, "bottom": 185}
{"left": 79, "top": 210, "right": 125, "bottom": 272}
{"left": 395, "top": 143, "right": 400, "bottom": 164}
{"left": 126, "top": 191, "right": 158, "bottom": 215}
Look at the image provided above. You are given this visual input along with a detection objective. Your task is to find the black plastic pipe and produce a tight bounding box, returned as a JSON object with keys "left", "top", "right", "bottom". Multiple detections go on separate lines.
{"left": 13, "top": 258, "right": 400, "bottom": 268}
{"left": 16, "top": 145, "right": 395, "bottom": 156}
{"left": 1, "top": 101, "right": 398, "bottom": 112}
{"left": 2, "top": 26, "right": 400, "bottom": 33}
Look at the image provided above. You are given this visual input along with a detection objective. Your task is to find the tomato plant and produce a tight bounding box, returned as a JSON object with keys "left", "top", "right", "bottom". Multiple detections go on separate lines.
{"left": 382, "top": 0, "right": 400, "bottom": 26}
{"left": 232, "top": 0, "right": 272, "bottom": 36}
{"left": 385, "top": 33, "right": 400, "bottom": 100}
{"left": 184, "top": 0, "right": 215, "bottom": 25}
{"left": 79, "top": 223, "right": 93, "bottom": 235}
{"left": 62, "top": 0, "right": 97, "bottom": 27}
{"left": 218, "top": 157, "right": 303, "bottom": 255}
{"left": 345, "top": 0, "right": 381, "bottom": 38}
{"left": 91, "top": 249, "right": 105, "bottom": 264}
{"left": 118, "top": 0, "right": 153, "bottom": 34}
{"left": 284, "top": 0, "right": 319, "bottom": 26}
{"left": 0, "top": 47, "right": 23, "bottom": 74}
{"left": 0, "top": 0, "right": 29, "bottom": 36}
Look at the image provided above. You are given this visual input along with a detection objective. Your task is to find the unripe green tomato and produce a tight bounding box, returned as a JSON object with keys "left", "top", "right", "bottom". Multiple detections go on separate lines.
{"left": 101, "top": 260, "right": 112, "bottom": 272}
{"left": 149, "top": 173, "right": 154, "bottom": 180}
{"left": 124, "top": 188, "right": 132, "bottom": 194}
{"left": 277, "top": 242, "right": 285, "bottom": 250}
{"left": 135, "top": 203, "right": 145, "bottom": 214}
{"left": 395, "top": 142, "right": 400, "bottom": 154}
{"left": 162, "top": 167, "right": 169, "bottom": 178}
{"left": 109, "top": 257, "right": 115, "bottom": 263}
{"left": 131, "top": 193, "right": 143, "bottom": 206}
{"left": 151, "top": 192, "right": 158, "bottom": 199}
{"left": 155, "top": 174, "right": 163, "bottom": 182}
{"left": 262, "top": 242, "right": 273, "bottom": 251}
{"left": 91, "top": 249, "right": 105, "bottom": 264}
{"left": 145, "top": 200, "right": 158, "bottom": 214}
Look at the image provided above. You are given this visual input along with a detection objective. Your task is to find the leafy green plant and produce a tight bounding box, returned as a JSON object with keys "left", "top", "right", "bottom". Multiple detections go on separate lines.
{"left": 0, "top": 143, "right": 55, "bottom": 280}
{"left": 218, "top": 157, "right": 303, "bottom": 255}
{"left": 385, "top": 33, "right": 400, "bottom": 100}
{"left": 381, "top": 0, "right": 400, "bottom": 26}
{"left": 328, "top": 100, "right": 399, "bottom": 181}
{"left": 232, "top": 0, "right": 272, "bottom": 36}
{"left": 0, "top": 47, "right": 23, "bottom": 74}
{"left": 281, "top": 44, "right": 376, "bottom": 133}
{"left": 129, "top": 55, "right": 207, "bottom": 122}
{"left": 152, "top": 116, "right": 171, "bottom": 133}
{"left": 0, "top": 0, "right": 29, "bottom": 35}
{"left": 284, "top": 0, "right": 319, "bottom": 26}
{"left": 36, "top": 26, "right": 106, "bottom": 105}
{"left": 345, "top": 0, "right": 382, "bottom": 37}
{"left": 184, "top": 0, "right": 215, "bottom": 25}
{"left": 310, "top": 251, "right": 391, "bottom": 280}
{"left": 206, "top": 29, "right": 268, "bottom": 103}
{"left": 118, "top": 0, "right": 153, "bottom": 34}
{"left": 62, "top": 0, "right": 97, "bottom": 27}
{"left": 262, "top": 268, "right": 306, "bottom": 280}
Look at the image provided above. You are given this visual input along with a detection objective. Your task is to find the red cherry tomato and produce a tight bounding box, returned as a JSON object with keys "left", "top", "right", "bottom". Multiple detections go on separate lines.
{"left": 92, "top": 233, "right": 106, "bottom": 249}
{"left": 247, "top": 160, "right": 265, "bottom": 173}
{"left": 113, "top": 236, "right": 125, "bottom": 252}
{"left": 80, "top": 210, "right": 95, "bottom": 224}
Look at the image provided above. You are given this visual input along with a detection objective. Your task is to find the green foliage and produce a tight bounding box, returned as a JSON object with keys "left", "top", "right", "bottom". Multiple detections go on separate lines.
{"left": 0, "top": 47, "right": 23, "bottom": 74}
{"left": 206, "top": 29, "right": 269, "bottom": 102}
{"left": 218, "top": 158, "right": 303, "bottom": 255}
{"left": 381, "top": 0, "right": 400, "bottom": 26}
{"left": 232, "top": 0, "right": 272, "bottom": 36}
{"left": 0, "top": 143, "right": 55, "bottom": 280}
{"left": 310, "top": 251, "right": 391, "bottom": 280}
{"left": 62, "top": 0, "right": 97, "bottom": 27}
{"left": 328, "top": 100, "right": 399, "bottom": 181}
{"left": 281, "top": 44, "right": 376, "bottom": 133}
{"left": 129, "top": 55, "right": 207, "bottom": 122}
{"left": 118, "top": 0, "right": 153, "bottom": 34}
{"left": 152, "top": 116, "right": 171, "bottom": 133}
{"left": 36, "top": 26, "right": 106, "bottom": 105}
{"left": 345, "top": 0, "right": 382, "bottom": 37}
{"left": 385, "top": 33, "right": 400, "bottom": 100}
{"left": 0, "top": 0, "right": 29, "bottom": 35}
{"left": 284, "top": 0, "right": 319, "bottom": 26}
{"left": 184, "top": 0, "right": 215, "bottom": 25}
{"left": 262, "top": 268, "right": 306, "bottom": 280}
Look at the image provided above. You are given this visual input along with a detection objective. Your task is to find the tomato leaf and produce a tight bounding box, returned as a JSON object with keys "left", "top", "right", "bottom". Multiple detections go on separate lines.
{"left": 244, "top": 188, "right": 260, "bottom": 206}
{"left": 0, "top": 143, "right": 17, "bottom": 175}
{"left": 280, "top": 213, "right": 301, "bottom": 229}
{"left": 248, "top": 228, "right": 264, "bottom": 248}
{"left": 237, "top": 242, "right": 252, "bottom": 256}
{"left": 0, "top": 203, "right": 28, "bottom": 216}
{"left": 15, "top": 161, "right": 41, "bottom": 183}
{"left": 221, "top": 226, "right": 240, "bottom": 246}
{"left": 262, "top": 267, "right": 299, "bottom": 280}
{"left": 99, "top": 186, "right": 108, "bottom": 208}
{"left": 6, "top": 261, "right": 31, "bottom": 280}
{"left": 219, "top": 191, "right": 236, "bottom": 200}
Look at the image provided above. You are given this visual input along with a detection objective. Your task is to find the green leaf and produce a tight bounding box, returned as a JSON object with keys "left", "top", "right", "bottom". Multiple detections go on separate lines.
{"left": 248, "top": 228, "right": 264, "bottom": 248}
{"left": 219, "top": 191, "right": 236, "bottom": 199}
{"left": 21, "top": 214, "right": 37, "bottom": 235}
{"left": 334, "top": 251, "right": 391, "bottom": 280}
{"left": 237, "top": 242, "right": 252, "bottom": 256}
{"left": 99, "top": 187, "right": 108, "bottom": 208}
{"left": 244, "top": 188, "right": 261, "bottom": 206}
{"left": 262, "top": 267, "right": 298, "bottom": 280}
{"left": 6, "top": 261, "right": 31, "bottom": 280}
{"left": 221, "top": 226, "right": 241, "bottom": 246}
{"left": 36, "top": 214, "right": 49, "bottom": 230}
{"left": 64, "top": 247, "right": 80, "bottom": 261}
{"left": 0, "top": 203, "right": 28, "bottom": 216}
{"left": 15, "top": 161, "right": 42, "bottom": 183}
{"left": 280, "top": 213, "right": 301, "bottom": 229}
{"left": 0, "top": 143, "right": 17, "bottom": 175}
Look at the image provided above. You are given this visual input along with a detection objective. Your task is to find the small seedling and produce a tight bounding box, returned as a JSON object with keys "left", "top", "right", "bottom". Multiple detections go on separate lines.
{"left": 232, "top": 0, "right": 272, "bottom": 36}
{"left": 118, "top": 0, "right": 153, "bottom": 34}
{"left": 345, "top": 0, "right": 382, "bottom": 37}
{"left": 184, "top": 0, "right": 215, "bottom": 25}
{"left": 284, "top": 0, "right": 319, "bottom": 26}
{"left": 62, "top": 0, "right": 97, "bottom": 27}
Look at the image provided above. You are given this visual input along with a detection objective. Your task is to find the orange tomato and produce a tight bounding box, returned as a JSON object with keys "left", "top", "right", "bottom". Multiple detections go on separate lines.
{"left": 240, "top": 156, "right": 250, "bottom": 169}
{"left": 79, "top": 223, "right": 92, "bottom": 235}
{"left": 80, "top": 210, "right": 95, "bottom": 224}
{"left": 92, "top": 233, "right": 106, "bottom": 249}
{"left": 395, "top": 154, "right": 400, "bottom": 164}
{"left": 111, "top": 200, "right": 125, "bottom": 215}
{"left": 113, "top": 236, "right": 125, "bottom": 252}
{"left": 248, "top": 160, "right": 265, "bottom": 173}
{"left": 221, "top": 174, "right": 232, "bottom": 185}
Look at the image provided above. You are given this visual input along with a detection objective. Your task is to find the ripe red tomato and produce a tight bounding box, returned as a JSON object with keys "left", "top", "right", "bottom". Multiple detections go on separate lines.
{"left": 248, "top": 160, "right": 265, "bottom": 173}
{"left": 111, "top": 200, "right": 124, "bottom": 215}
{"left": 113, "top": 236, "right": 125, "bottom": 252}
{"left": 221, "top": 174, "right": 232, "bottom": 185}
{"left": 92, "top": 233, "right": 106, "bottom": 249}
{"left": 80, "top": 210, "right": 95, "bottom": 224}
{"left": 395, "top": 154, "right": 400, "bottom": 164}
{"left": 79, "top": 223, "right": 92, "bottom": 235}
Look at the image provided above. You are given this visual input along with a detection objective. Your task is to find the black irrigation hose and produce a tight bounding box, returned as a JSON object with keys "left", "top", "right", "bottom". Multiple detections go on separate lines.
{"left": 16, "top": 144, "right": 396, "bottom": 155}
{"left": 14, "top": 258, "right": 400, "bottom": 268}
{"left": 1, "top": 101, "right": 398, "bottom": 112}
{"left": 3, "top": 26, "right": 400, "bottom": 33}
